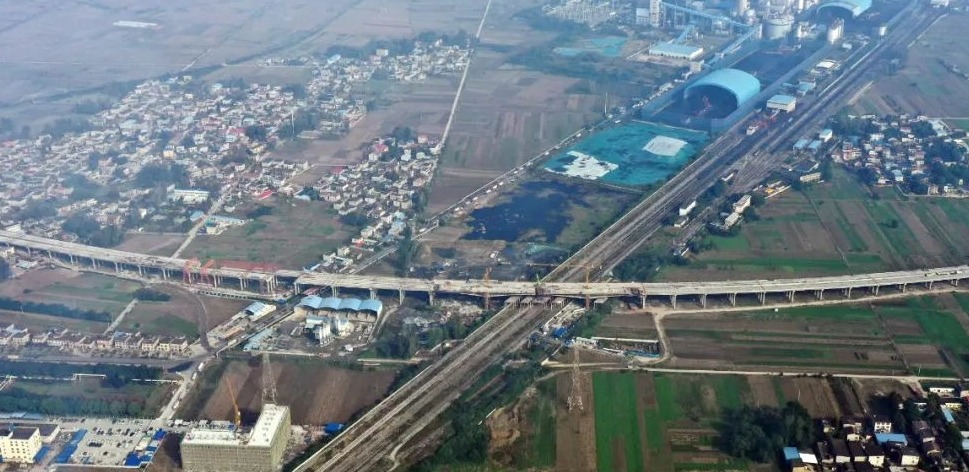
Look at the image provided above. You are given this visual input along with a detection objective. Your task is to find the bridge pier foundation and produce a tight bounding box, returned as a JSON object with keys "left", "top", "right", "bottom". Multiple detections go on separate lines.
{"left": 757, "top": 292, "right": 765, "bottom": 305}
{"left": 699, "top": 294, "right": 707, "bottom": 308}
{"left": 670, "top": 295, "right": 677, "bottom": 310}
{"left": 729, "top": 293, "right": 737, "bottom": 306}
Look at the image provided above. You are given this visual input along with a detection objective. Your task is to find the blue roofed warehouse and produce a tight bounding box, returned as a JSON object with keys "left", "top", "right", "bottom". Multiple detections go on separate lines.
{"left": 684, "top": 68, "right": 762, "bottom": 117}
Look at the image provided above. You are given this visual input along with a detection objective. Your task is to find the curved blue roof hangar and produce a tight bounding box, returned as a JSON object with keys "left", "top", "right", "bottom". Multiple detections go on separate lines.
{"left": 818, "top": 0, "right": 872, "bottom": 17}
{"left": 684, "top": 68, "right": 762, "bottom": 109}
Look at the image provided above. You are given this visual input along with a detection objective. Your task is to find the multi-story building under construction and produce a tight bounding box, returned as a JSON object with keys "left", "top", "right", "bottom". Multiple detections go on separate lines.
{"left": 181, "top": 404, "right": 291, "bottom": 472}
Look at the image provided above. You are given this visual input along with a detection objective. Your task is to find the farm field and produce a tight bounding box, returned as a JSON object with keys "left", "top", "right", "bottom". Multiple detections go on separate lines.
{"left": 121, "top": 289, "right": 248, "bottom": 340}
{"left": 593, "top": 312, "right": 658, "bottom": 340}
{"left": 425, "top": 1, "right": 613, "bottom": 213}
{"left": 660, "top": 170, "right": 969, "bottom": 282}
{"left": 494, "top": 371, "right": 910, "bottom": 471}
{"left": 115, "top": 233, "right": 185, "bottom": 257}
{"left": 183, "top": 199, "right": 352, "bottom": 269}
{"left": 853, "top": 15, "right": 969, "bottom": 117}
{"left": 184, "top": 358, "right": 397, "bottom": 425}
{"left": 663, "top": 294, "right": 969, "bottom": 377}
{"left": 0, "top": 269, "right": 140, "bottom": 318}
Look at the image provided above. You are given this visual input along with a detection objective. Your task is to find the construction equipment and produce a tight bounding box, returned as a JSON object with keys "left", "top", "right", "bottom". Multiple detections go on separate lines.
{"left": 227, "top": 380, "right": 242, "bottom": 431}
{"left": 262, "top": 352, "right": 277, "bottom": 405}
{"left": 183, "top": 258, "right": 201, "bottom": 284}
{"left": 200, "top": 259, "right": 217, "bottom": 286}
{"left": 527, "top": 263, "right": 598, "bottom": 308}
{"left": 567, "top": 348, "right": 584, "bottom": 412}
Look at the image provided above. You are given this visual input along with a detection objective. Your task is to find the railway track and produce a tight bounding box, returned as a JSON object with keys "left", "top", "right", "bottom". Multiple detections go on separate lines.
{"left": 296, "top": 304, "right": 551, "bottom": 471}
{"left": 554, "top": 2, "right": 932, "bottom": 281}
{"left": 295, "top": 6, "right": 936, "bottom": 471}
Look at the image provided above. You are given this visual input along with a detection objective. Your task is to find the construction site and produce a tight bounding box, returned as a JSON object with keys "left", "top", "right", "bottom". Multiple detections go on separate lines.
{"left": 179, "top": 355, "right": 300, "bottom": 472}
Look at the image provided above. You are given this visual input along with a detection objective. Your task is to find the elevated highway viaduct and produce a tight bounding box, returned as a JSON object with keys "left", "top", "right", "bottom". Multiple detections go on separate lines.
{"left": 295, "top": 3, "right": 939, "bottom": 469}
{"left": 2, "top": 229, "right": 966, "bottom": 307}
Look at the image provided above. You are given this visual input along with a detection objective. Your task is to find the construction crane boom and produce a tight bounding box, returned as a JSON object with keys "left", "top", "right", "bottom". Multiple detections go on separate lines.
{"left": 227, "top": 381, "right": 242, "bottom": 431}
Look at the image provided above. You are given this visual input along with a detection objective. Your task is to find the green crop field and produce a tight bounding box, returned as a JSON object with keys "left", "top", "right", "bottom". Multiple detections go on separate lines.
{"left": 525, "top": 385, "right": 557, "bottom": 469}
{"left": 659, "top": 170, "right": 969, "bottom": 282}
{"left": 593, "top": 373, "right": 645, "bottom": 472}
{"left": 589, "top": 373, "right": 755, "bottom": 472}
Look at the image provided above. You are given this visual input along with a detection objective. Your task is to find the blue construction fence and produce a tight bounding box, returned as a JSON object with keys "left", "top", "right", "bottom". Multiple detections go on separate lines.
{"left": 54, "top": 429, "right": 87, "bottom": 464}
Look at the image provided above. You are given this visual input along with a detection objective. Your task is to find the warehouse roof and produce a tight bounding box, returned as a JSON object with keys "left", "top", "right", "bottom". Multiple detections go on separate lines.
{"left": 818, "top": 0, "right": 872, "bottom": 17}
{"left": 648, "top": 42, "right": 703, "bottom": 58}
{"left": 768, "top": 94, "right": 797, "bottom": 106}
{"left": 685, "top": 69, "right": 762, "bottom": 107}
{"left": 298, "top": 296, "right": 383, "bottom": 315}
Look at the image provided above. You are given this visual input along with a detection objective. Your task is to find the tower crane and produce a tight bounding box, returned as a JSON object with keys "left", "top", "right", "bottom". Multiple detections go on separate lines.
{"left": 227, "top": 381, "right": 242, "bottom": 431}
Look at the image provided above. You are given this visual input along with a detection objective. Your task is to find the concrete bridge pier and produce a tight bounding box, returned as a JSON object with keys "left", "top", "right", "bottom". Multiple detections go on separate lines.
{"left": 240, "top": 278, "right": 247, "bottom": 290}
{"left": 928, "top": 281, "right": 934, "bottom": 290}
{"left": 899, "top": 283, "right": 907, "bottom": 293}
{"left": 428, "top": 291, "right": 435, "bottom": 305}
{"left": 757, "top": 292, "right": 766, "bottom": 305}
{"left": 114, "top": 262, "right": 120, "bottom": 273}
{"left": 369, "top": 288, "right": 377, "bottom": 300}
{"left": 90, "top": 257, "right": 98, "bottom": 269}
{"left": 161, "top": 269, "right": 169, "bottom": 280}
{"left": 815, "top": 289, "right": 824, "bottom": 301}
{"left": 787, "top": 290, "right": 795, "bottom": 303}
{"left": 137, "top": 266, "right": 144, "bottom": 276}
{"left": 69, "top": 254, "right": 76, "bottom": 265}
{"left": 670, "top": 294, "right": 677, "bottom": 309}
{"left": 46, "top": 250, "right": 52, "bottom": 259}
{"left": 331, "top": 286, "right": 339, "bottom": 297}
{"left": 699, "top": 294, "right": 707, "bottom": 308}
{"left": 872, "top": 285, "right": 880, "bottom": 295}
{"left": 843, "top": 287, "right": 852, "bottom": 299}
{"left": 399, "top": 289, "right": 405, "bottom": 304}
{"left": 729, "top": 293, "right": 737, "bottom": 306}
{"left": 953, "top": 279, "right": 960, "bottom": 287}
{"left": 640, "top": 295, "right": 647, "bottom": 309}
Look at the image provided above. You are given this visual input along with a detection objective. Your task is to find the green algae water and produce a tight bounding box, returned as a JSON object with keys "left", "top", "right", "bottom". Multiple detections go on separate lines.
{"left": 544, "top": 122, "right": 708, "bottom": 187}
